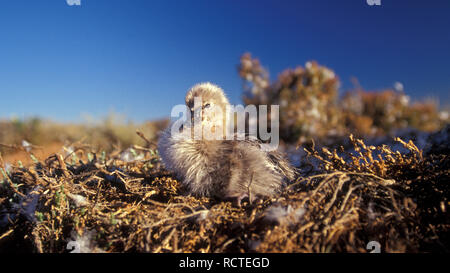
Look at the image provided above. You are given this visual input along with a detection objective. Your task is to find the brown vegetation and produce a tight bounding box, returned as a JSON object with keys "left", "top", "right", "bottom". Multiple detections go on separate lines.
{"left": 0, "top": 130, "right": 447, "bottom": 253}
{"left": 238, "top": 53, "right": 448, "bottom": 145}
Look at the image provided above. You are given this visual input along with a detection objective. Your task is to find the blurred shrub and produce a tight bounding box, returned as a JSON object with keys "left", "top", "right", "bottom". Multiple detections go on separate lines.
{"left": 238, "top": 53, "right": 448, "bottom": 144}
{"left": 240, "top": 53, "right": 341, "bottom": 143}
{"left": 341, "top": 89, "right": 443, "bottom": 136}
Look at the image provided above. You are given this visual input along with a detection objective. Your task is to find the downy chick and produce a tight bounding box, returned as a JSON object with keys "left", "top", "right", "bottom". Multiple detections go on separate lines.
{"left": 157, "top": 82, "right": 295, "bottom": 205}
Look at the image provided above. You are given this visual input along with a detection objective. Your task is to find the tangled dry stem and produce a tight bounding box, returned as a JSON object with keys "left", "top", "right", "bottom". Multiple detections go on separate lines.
{"left": 0, "top": 134, "right": 448, "bottom": 253}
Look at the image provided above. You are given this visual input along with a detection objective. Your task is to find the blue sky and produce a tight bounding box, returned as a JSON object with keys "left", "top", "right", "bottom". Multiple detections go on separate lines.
{"left": 0, "top": 0, "right": 449, "bottom": 122}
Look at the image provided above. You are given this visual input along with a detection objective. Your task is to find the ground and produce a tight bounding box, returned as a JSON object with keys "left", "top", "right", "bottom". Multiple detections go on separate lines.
{"left": 0, "top": 127, "right": 448, "bottom": 253}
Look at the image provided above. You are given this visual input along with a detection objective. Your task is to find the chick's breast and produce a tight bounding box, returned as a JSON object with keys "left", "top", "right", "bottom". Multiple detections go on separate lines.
{"left": 157, "top": 126, "right": 231, "bottom": 197}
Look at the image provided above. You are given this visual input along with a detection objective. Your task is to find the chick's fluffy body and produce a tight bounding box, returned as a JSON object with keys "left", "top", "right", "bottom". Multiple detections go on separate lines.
{"left": 158, "top": 82, "right": 295, "bottom": 200}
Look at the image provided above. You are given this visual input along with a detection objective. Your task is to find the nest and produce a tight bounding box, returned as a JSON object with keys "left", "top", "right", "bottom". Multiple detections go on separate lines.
{"left": 0, "top": 134, "right": 448, "bottom": 253}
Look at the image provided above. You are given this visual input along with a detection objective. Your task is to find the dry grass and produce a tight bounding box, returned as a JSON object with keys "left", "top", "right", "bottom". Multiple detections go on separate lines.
{"left": 0, "top": 130, "right": 447, "bottom": 253}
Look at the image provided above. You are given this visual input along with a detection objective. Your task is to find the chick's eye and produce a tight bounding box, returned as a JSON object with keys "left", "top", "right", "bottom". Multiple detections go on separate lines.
{"left": 203, "top": 103, "right": 211, "bottom": 109}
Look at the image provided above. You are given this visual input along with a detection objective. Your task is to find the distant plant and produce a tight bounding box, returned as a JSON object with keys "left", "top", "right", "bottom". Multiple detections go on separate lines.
{"left": 239, "top": 53, "right": 341, "bottom": 143}
{"left": 238, "top": 53, "right": 448, "bottom": 144}
{"left": 341, "top": 89, "right": 443, "bottom": 136}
